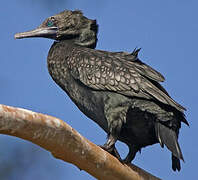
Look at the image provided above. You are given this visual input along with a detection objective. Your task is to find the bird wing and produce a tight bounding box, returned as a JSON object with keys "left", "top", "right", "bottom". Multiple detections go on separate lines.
{"left": 68, "top": 47, "right": 185, "bottom": 112}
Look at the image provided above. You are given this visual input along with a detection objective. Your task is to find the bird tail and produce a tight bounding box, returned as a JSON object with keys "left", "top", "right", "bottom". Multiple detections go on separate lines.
{"left": 155, "top": 122, "right": 184, "bottom": 171}
{"left": 172, "top": 154, "right": 181, "bottom": 171}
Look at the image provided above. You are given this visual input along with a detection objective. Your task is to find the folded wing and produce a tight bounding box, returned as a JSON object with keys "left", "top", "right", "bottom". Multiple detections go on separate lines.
{"left": 68, "top": 47, "right": 186, "bottom": 112}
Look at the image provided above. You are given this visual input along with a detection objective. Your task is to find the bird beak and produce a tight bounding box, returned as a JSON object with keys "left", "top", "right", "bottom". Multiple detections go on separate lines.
{"left": 14, "top": 26, "right": 58, "bottom": 39}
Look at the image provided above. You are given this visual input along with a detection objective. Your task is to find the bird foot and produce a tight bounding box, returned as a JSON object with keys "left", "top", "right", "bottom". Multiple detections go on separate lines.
{"left": 122, "top": 156, "right": 133, "bottom": 164}
{"left": 99, "top": 144, "right": 122, "bottom": 161}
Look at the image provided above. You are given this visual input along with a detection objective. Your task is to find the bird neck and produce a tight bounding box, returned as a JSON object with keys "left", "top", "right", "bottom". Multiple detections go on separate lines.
{"left": 47, "top": 41, "right": 76, "bottom": 97}
{"left": 75, "top": 28, "right": 98, "bottom": 49}
{"left": 58, "top": 29, "right": 97, "bottom": 49}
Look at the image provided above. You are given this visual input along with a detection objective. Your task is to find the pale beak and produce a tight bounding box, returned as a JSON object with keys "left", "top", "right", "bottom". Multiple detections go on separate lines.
{"left": 15, "top": 26, "right": 58, "bottom": 39}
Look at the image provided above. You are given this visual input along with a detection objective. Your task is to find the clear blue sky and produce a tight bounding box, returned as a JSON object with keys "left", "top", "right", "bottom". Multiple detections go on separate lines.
{"left": 1, "top": 0, "right": 197, "bottom": 179}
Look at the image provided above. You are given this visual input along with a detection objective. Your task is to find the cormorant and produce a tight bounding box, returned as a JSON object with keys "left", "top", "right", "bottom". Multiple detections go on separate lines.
{"left": 15, "top": 10, "right": 188, "bottom": 171}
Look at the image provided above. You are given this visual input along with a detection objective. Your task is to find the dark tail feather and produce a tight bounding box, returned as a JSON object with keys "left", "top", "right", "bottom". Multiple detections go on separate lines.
{"left": 172, "top": 154, "right": 181, "bottom": 171}
{"left": 155, "top": 122, "right": 184, "bottom": 171}
{"left": 155, "top": 122, "right": 164, "bottom": 148}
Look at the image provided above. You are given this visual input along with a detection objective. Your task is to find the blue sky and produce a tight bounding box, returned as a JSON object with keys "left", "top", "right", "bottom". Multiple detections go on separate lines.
{"left": 1, "top": 0, "right": 197, "bottom": 179}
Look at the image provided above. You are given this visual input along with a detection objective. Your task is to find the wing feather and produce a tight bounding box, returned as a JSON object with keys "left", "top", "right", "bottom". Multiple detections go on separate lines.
{"left": 68, "top": 47, "right": 185, "bottom": 112}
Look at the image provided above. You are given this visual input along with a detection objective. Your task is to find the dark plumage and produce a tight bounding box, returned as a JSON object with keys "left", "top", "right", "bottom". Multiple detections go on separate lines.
{"left": 15, "top": 10, "right": 188, "bottom": 171}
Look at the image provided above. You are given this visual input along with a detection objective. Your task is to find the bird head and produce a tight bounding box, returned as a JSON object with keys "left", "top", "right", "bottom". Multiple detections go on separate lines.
{"left": 15, "top": 10, "right": 98, "bottom": 48}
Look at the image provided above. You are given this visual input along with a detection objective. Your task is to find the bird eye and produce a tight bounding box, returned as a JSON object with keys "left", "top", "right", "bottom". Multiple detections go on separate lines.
{"left": 47, "top": 20, "right": 54, "bottom": 27}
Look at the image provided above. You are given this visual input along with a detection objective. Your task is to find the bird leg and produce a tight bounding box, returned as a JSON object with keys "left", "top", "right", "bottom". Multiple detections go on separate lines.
{"left": 102, "top": 98, "right": 129, "bottom": 161}
{"left": 100, "top": 134, "right": 121, "bottom": 160}
{"left": 123, "top": 145, "right": 139, "bottom": 163}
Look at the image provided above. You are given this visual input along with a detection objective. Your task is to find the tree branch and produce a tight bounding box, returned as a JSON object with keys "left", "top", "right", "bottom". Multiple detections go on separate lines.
{"left": 0, "top": 104, "right": 161, "bottom": 180}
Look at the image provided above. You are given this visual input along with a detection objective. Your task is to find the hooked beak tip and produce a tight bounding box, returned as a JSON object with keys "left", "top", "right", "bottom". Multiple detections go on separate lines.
{"left": 14, "top": 33, "right": 22, "bottom": 39}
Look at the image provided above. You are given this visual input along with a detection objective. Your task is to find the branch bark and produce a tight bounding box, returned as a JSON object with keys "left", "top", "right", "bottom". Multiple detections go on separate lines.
{"left": 0, "top": 104, "right": 161, "bottom": 180}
